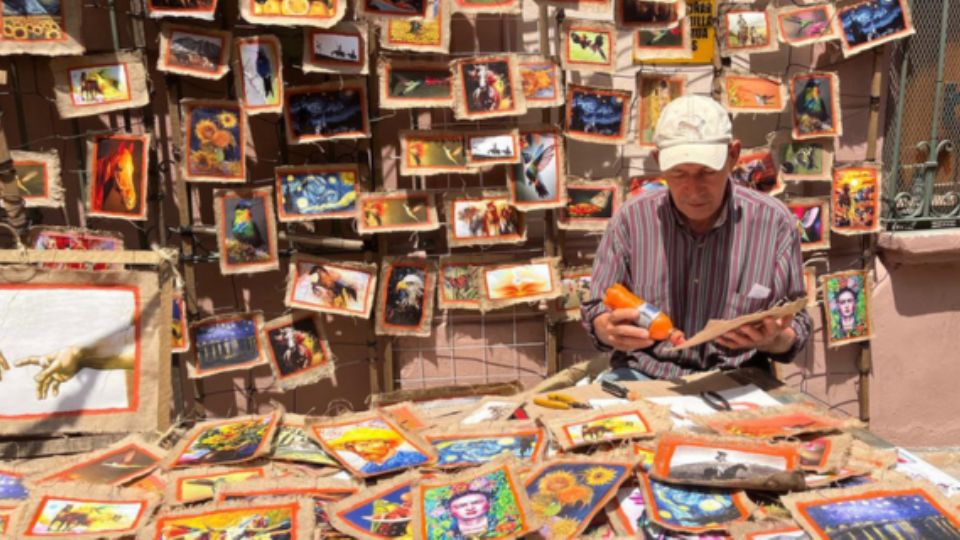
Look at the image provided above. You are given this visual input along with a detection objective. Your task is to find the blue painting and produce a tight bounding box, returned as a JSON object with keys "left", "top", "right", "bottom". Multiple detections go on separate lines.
{"left": 287, "top": 87, "right": 366, "bottom": 141}
{"left": 647, "top": 477, "right": 747, "bottom": 531}
{"left": 3, "top": 0, "right": 59, "bottom": 16}
{"left": 193, "top": 316, "right": 260, "bottom": 372}
{"left": 568, "top": 88, "right": 626, "bottom": 138}
{"left": 339, "top": 482, "right": 412, "bottom": 538}
{"left": 526, "top": 462, "right": 630, "bottom": 539}
{"left": 801, "top": 490, "right": 960, "bottom": 539}
{"left": 840, "top": 0, "right": 908, "bottom": 50}
{"left": 433, "top": 434, "right": 540, "bottom": 467}
{"left": 0, "top": 472, "right": 27, "bottom": 500}
{"left": 186, "top": 105, "right": 244, "bottom": 181}
{"left": 279, "top": 169, "right": 358, "bottom": 219}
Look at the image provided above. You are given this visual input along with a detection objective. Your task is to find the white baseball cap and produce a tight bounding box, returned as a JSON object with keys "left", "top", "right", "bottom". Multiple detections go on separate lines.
{"left": 653, "top": 95, "right": 733, "bottom": 172}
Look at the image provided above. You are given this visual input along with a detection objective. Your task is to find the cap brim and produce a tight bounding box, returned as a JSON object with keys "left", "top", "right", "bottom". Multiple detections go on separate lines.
{"left": 658, "top": 143, "right": 728, "bottom": 172}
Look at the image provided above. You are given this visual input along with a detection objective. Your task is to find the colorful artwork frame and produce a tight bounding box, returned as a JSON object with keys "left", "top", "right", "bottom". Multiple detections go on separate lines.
{"left": 239, "top": 0, "right": 346, "bottom": 28}
{"left": 480, "top": 257, "right": 563, "bottom": 311}
{"left": 357, "top": 191, "right": 441, "bottom": 235}
{"left": 731, "top": 146, "right": 783, "bottom": 196}
{"left": 791, "top": 72, "right": 843, "bottom": 140}
{"left": 86, "top": 133, "right": 150, "bottom": 221}
{"left": 618, "top": 0, "right": 685, "bottom": 29}
{"left": 637, "top": 73, "right": 685, "bottom": 147}
{"left": 284, "top": 254, "right": 378, "bottom": 319}
{"left": 788, "top": 197, "right": 831, "bottom": 252}
{"left": 12, "top": 150, "right": 63, "bottom": 208}
{"left": 837, "top": 0, "right": 915, "bottom": 58}
{"left": 823, "top": 269, "right": 873, "bottom": 348}
{"left": 36, "top": 435, "right": 165, "bottom": 486}
{"left": 359, "top": 0, "right": 429, "bottom": 20}
{"left": 18, "top": 485, "right": 158, "bottom": 540}
{"left": 0, "top": 0, "right": 83, "bottom": 57}
{"left": 302, "top": 22, "right": 369, "bottom": 75}
{"left": 691, "top": 403, "right": 858, "bottom": 439}
{"left": 284, "top": 81, "right": 370, "bottom": 144}
{"left": 465, "top": 129, "right": 521, "bottom": 167}
{"left": 328, "top": 471, "right": 418, "bottom": 540}
{"left": 164, "top": 410, "right": 281, "bottom": 469}
{"left": 542, "top": 402, "right": 671, "bottom": 450}
{"left": 553, "top": 265, "right": 593, "bottom": 323}
{"left": 27, "top": 226, "right": 123, "bottom": 271}
{"left": 776, "top": 3, "right": 840, "bottom": 46}
{"left": 378, "top": 58, "right": 453, "bottom": 109}
{"left": 425, "top": 423, "right": 545, "bottom": 468}
{"left": 171, "top": 288, "right": 190, "bottom": 353}
{"left": 437, "top": 254, "right": 508, "bottom": 311}
{"left": 558, "top": 178, "right": 622, "bottom": 231}
{"left": 399, "top": 131, "right": 469, "bottom": 176}
{"left": 272, "top": 413, "right": 340, "bottom": 467}
{"left": 188, "top": 311, "right": 268, "bottom": 378}
{"left": 447, "top": 191, "right": 526, "bottom": 248}
{"left": 518, "top": 56, "right": 563, "bottom": 108}
{"left": 262, "top": 313, "right": 335, "bottom": 390}
{"left": 721, "top": 8, "right": 778, "bottom": 55}
{"left": 380, "top": 0, "right": 450, "bottom": 54}
{"left": 375, "top": 257, "right": 437, "bottom": 338}
{"left": 146, "top": 0, "right": 218, "bottom": 20}
{"left": 451, "top": 54, "right": 526, "bottom": 121}
{"left": 51, "top": 51, "right": 150, "bottom": 119}
{"left": 181, "top": 99, "right": 248, "bottom": 183}
{"left": 560, "top": 19, "right": 617, "bottom": 74}
{"left": 633, "top": 19, "right": 693, "bottom": 61}
{"left": 275, "top": 163, "right": 360, "bottom": 222}
{"left": 565, "top": 85, "right": 632, "bottom": 145}
{"left": 509, "top": 126, "right": 565, "bottom": 211}
{"left": 639, "top": 473, "right": 755, "bottom": 533}
{"left": 213, "top": 187, "right": 279, "bottom": 275}
{"left": 158, "top": 23, "right": 231, "bottom": 79}
{"left": 233, "top": 35, "right": 283, "bottom": 114}
{"left": 148, "top": 498, "right": 314, "bottom": 539}
{"left": 832, "top": 164, "right": 881, "bottom": 235}
{"left": 778, "top": 137, "right": 835, "bottom": 182}
{"left": 721, "top": 72, "right": 787, "bottom": 115}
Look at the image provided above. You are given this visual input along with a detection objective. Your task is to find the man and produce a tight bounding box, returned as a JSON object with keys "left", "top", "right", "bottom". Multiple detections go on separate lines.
{"left": 582, "top": 95, "right": 811, "bottom": 380}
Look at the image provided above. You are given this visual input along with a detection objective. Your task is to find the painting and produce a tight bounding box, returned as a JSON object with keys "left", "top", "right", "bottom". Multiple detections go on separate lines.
{"left": 546, "top": 403, "right": 669, "bottom": 450}
{"left": 447, "top": 192, "right": 525, "bottom": 248}
{"left": 329, "top": 472, "right": 416, "bottom": 539}
{"left": 637, "top": 74, "right": 685, "bottom": 147}
{"left": 28, "top": 226, "right": 123, "bottom": 271}
{"left": 628, "top": 174, "right": 667, "bottom": 198}
{"left": 553, "top": 266, "right": 592, "bottom": 322}
{"left": 558, "top": 178, "right": 621, "bottom": 231}
{"left": 832, "top": 165, "right": 881, "bottom": 235}
{"left": 359, "top": 0, "right": 428, "bottom": 20}
{"left": 272, "top": 413, "right": 340, "bottom": 467}
{"left": 302, "top": 23, "right": 369, "bottom": 75}
{"left": 213, "top": 187, "right": 279, "bottom": 275}
{"left": 651, "top": 433, "right": 801, "bottom": 489}
{"left": 799, "top": 435, "right": 853, "bottom": 473}
{"left": 410, "top": 462, "right": 536, "bottom": 539}
{"left": 380, "top": 0, "right": 449, "bottom": 54}
{"left": 451, "top": 397, "right": 523, "bottom": 426}
{"left": 263, "top": 313, "right": 334, "bottom": 390}
{"left": 426, "top": 425, "right": 544, "bottom": 468}
{"left": 640, "top": 473, "right": 753, "bottom": 533}
{"left": 722, "top": 8, "right": 777, "bottom": 54}
{"left": 379, "top": 58, "right": 452, "bottom": 109}
{"left": 437, "top": 255, "right": 490, "bottom": 311}
{"left": 776, "top": 4, "right": 840, "bottom": 46}
{"left": 838, "top": 0, "right": 914, "bottom": 57}
{"left": 695, "top": 403, "right": 854, "bottom": 439}
{"left": 561, "top": 20, "right": 616, "bottom": 74}
{"left": 239, "top": 0, "right": 345, "bottom": 28}
{"left": 466, "top": 129, "right": 521, "bottom": 167}
{"left": 607, "top": 482, "right": 731, "bottom": 539}
{"left": 276, "top": 163, "right": 360, "bottom": 222}
{"left": 731, "top": 148, "right": 783, "bottom": 196}
{"left": 0, "top": 469, "right": 27, "bottom": 500}
{"left": 86, "top": 134, "right": 149, "bottom": 221}
{"left": 451, "top": 55, "right": 525, "bottom": 120}
{"left": 641, "top": 0, "right": 715, "bottom": 65}
{"left": 357, "top": 191, "right": 441, "bottom": 235}
{"left": 399, "top": 131, "right": 469, "bottom": 176}
{"left": 375, "top": 257, "right": 437, "bottom": 338}
{"left": 158, "top": 23, "right": 230, "bottom": 79}
{"left": 0, "top": 0, "right": 83, "bottom": 56}
{"left": 779, "top": 139, "right": 834, "bottom": 182}
{"left": 0, "top": 269, "right": 163, "bottom": 436}
{"left": 722, "top": 73, "right": 786, "bottom": 115}
{"left": 37, "top": 435, "right": 164, "bottom": 486}
{"left": 450, "top": 0, "right": 519, "bottom": 15}
{"left": 147, "top": 0, "right": 218, "bottom": 19}
{"left": 788, "top": 198, "right": 830, "bottom": 252}
{"left": 18, "top": 487, "right": 157, "bottom": 539}
{"left": 309, "top": 411, "right": 437, "bottom": 478}
{"left": 165, "top": 411, "right": 280, "bottom": 468}
{"left": 791, "top": 72, "right": 843, "bottom": 140}
{"left": 233, "top": 35, "right": 282, "bottom": 114}
{"left": 285, "top": 255, "right": 378, "bottom": 318}
{"left": 182, "top": 99, "right": 247, "bottom": 183}
{"left": 189, "top": 312, "right": 267, "bottom": 378}
{"left": 519, "top": 57, "right": 563, "bottom": 108}
{"left": 50, "top": 51, "right": 149, "bottom": 119}
{"left": 565, "top": 85, "right": 632, "bottom": 145}
{"left": 481, "top": 257, "right": 562, "bottom": 310}
{"left": 525, "top": 458, "right": 632, "bottom": 539}
{"left": 783, "top": 482, "right": 960, "bottom": 540}
{"left": 633, "top": 19, "right": 692, "bottom": 61}
{"left": 823, "top": 270, "right": 872, "bottom": 348}
{"left": 11, "top": 150, "right": 62, "bottom": 208}
{"left": 619, "top": 0, "right": 685, "bottom": 29}
{"left": 285, "top": 81, "right": 370, "bottom": 144}
{"left": 214, "top": 477, "right": 356, "bottom": 533}
{"left": 150, "top": 499, "right": 312, "bottom": 539}
{"left": 509, "top": 127, "right": 564, "bottom": 211}
{"left": 171, "top": 289, "right": 189, "bottom": 353}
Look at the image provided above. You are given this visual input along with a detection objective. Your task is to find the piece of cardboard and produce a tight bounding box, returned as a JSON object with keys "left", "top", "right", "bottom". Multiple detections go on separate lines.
{"left": 666, "top": 296, "right": 808, "bottom": 351}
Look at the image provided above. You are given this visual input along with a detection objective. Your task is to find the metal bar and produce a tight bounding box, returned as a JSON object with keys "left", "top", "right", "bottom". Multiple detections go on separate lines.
{"left": 885, "top": 38, "right": 911, "bottom": 213}
{"left": 920, "top": 0, "right": 952, "bottom": 218}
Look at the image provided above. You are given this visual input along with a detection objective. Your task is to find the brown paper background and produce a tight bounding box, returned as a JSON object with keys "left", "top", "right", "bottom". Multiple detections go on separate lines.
{"left": 0, "top": 1, "right": 83, "bottom": 56}
{"left": 11, "top": 150, "right": 63, "bottom": 209}
{"left": 187, "top": 311, "right": 269, "bottom": 378}
{"left": 50, "top": 50, "right": 150, "bottom": 119}
{"left": 284, "top": 254, "right": 379, "bottom": 319}
{"left": 301, "top": 22, "right": 370, "bottom": 75}
{"left": 157, "top": 23, "right": 232, "bottom": 80}
{"left": 375, "top": 256, "right": 438, "bottom": 338}
{"left": 213, "top": 186, "right": 280, "bottom": 276}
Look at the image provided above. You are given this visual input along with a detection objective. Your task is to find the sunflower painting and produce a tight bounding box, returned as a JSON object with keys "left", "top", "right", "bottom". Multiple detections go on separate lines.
{"left": 0, "top": 0, "right": 82, "bottom": 55}
{"left": 525, "top": 460, "right": 632, "bottom": 539}
{"left": 183, "top": 101, "right": 246, "bottom": 182}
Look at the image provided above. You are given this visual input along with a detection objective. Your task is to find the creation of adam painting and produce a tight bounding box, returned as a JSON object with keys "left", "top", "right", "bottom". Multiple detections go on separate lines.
{"left": 87, "top": 134, "right": 150, "bottom": 221}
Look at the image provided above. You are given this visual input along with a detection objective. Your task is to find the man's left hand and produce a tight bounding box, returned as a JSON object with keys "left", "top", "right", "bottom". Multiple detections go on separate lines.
{"left": 714, "top": 315, "right": 797, "bottom": 354}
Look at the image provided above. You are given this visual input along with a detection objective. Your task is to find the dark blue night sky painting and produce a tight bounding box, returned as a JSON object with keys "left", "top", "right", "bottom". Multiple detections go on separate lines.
{"left": 194, "top": 317, "right": 259, "bottom": 370}
{"left": 433, "top": 435, "right": 539, "bottom": 466}
{"left": 840, "top": 0, "right": 907, "bottom": 48}
{"left": 0, "top": 472, "right": 27, "bottom": 500}
{"left": 803, "top": 491, "right": 960, "bottom": 539}
{"left": 568, "top": 90, "right": 625, "bottom": 137}
{"left": 3, "top": 0, "right": 59, "bottom": 16}
{"left": 288, "top": 88, "right": 365, "bottom": 140}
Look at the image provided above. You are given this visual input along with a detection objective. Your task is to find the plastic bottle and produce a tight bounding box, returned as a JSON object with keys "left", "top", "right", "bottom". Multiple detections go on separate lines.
{"left": 602, "top": 283, "right": 684, "bottom": 346}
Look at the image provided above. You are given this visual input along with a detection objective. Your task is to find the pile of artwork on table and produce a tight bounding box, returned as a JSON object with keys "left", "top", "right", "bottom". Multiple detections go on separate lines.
{"left": 3, "top": 378, "right": 960, "bottom": 539}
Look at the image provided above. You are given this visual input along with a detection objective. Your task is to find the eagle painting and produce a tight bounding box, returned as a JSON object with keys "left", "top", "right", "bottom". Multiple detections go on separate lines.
{"left": 385, "top": 268, "right": 426, "bottom": 327}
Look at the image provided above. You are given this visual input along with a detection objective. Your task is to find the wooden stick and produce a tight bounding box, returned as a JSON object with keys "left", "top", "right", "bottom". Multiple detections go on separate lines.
{"left": 0, "top": 248, "right": 168, "bottom": 265}
{"left": 175, "top": 224, "right": 364, "bottom": 251}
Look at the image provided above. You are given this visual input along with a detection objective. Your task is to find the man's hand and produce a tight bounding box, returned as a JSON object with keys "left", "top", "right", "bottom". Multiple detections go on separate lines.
{"left": 594, "top": 309, "right": 656, "bottom": 352}
{"left": 715, "top": 315, "right": 797, "bottom": 354}
{"left": 14, "top": 346, "right": 84, "bottom": 400}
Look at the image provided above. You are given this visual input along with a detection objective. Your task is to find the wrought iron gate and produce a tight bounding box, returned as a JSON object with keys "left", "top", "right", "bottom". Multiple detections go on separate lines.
{"left": 882, "top": 0, "right": 960, "bottom": 229}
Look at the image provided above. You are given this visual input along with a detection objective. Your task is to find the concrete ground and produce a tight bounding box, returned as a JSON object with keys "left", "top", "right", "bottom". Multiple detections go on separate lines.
{"left": 910, "top": 448, "right": 960, "bottom": 480}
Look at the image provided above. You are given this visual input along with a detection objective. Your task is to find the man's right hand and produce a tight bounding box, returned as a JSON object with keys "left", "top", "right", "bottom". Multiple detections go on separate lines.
{"left": 593, "top": 309, "right": 656, "bottom": 352}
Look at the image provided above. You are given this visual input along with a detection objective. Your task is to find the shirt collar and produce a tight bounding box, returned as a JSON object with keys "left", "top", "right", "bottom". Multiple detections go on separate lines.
{"left": 667, "top": 180, "right": 736, "bottom": 233}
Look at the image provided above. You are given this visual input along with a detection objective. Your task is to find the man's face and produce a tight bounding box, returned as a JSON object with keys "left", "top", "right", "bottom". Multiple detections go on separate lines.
{"left": 656, "top": 142, "right": 740, "bottom": 225}
{"left": 343, "top": 439, "right": 399, "bottom": 463}
{"left": 449, "top": 493, "right": 489, "bottom": 520}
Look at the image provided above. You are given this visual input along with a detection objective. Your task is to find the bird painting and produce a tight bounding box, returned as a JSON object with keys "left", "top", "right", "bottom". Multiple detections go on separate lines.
{"left": 386, "top": 270, "right": 426, "bottom": 326}
{"left": 796, "top": 79, "right": 831, "bottom": 133}
{"left": 254, "top": 45, "right": 274, "bottom": 100}
{"left": 570, "top": 31, "right": 608, "bottom": 61}
{"left": 226, "top": 199, "right": 269, "bottom": 264}
{"left": 519, "top": 133, "right": 556, "bottom": 199}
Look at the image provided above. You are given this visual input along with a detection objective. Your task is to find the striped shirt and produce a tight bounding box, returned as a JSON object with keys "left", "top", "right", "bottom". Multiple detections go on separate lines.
{"left": 581, "top": 181, "right": 812, "bottom": 379}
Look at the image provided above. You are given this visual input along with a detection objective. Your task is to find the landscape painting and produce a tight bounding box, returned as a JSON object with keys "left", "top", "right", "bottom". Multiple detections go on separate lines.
{"left": 466, "top": 130, "right": 520, "bottom": 167}
{"left": 285, "top": 82, "right": 370, "bottom": 143}
{"left": 565, "top": 85, "right": 631, "bottom": 145}
{"left": 190, "top": 312, "right": 267, "bottom": 378}
{"left": 159, "top": 24, "right": 230, "bottom": 79}
{"left": 304, "top": 23, "right": 368, "bottom": 75}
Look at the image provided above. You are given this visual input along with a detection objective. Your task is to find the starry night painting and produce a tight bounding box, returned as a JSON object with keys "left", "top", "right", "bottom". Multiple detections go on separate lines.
{"left": 840, "top": 0, "right": 908, "bottom": 50}
{"left": 800, "top": 490, "right": 960, "bottom": 539}
{"left": 567, "top": 87, "right": 628, "bottom": 140}
{"left": 646, "top": 476, "right": 747, "bottom": 531}
{"left": 193, "top": 316, "right": 260, "bottom": 372}
{"left": 0, "top": 471, "right": 27, "bottom": 500}
{"left": 286, "top": 86, "right": 367, "bottom": 142}
{"left": 432, "top": 433, "right": 540, "bottom": 467}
